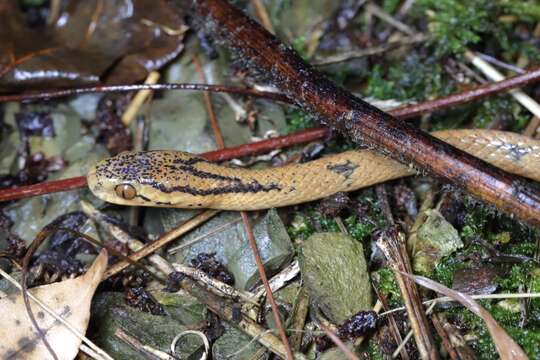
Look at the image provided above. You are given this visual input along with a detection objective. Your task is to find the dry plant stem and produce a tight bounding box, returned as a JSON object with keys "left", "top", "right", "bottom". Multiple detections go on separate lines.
{"left": 194, "top": 56, "right": 226, "bottom": 148}
{"left": 103, "top": 209, "right": 219, "bottom": 278}
{"left": 187, "top": 0, "right": 540, "bottom": 225}
{"left": 374, "top": 289, "right": 410, "bottom": 360}
{"left": 80, "top": 201, "right": 174, "bottom": 277}
{"left": 376, "top": 228, "right": 439, "bottom": 360}
{"left": 288, "top": 288, "right": 309, "bottom": 351}
{"left": 241, "top": 212, "right": 294, "bottom": 360}
{"left": 393, "top": 301, "right": 438, "bottom": 359}
{"left": 251, "top": 260, "right": 300, "bottom": 300}
{"left": 121, "top": 71, "right": 161, "bottom": 126}
{"left": 431, "top": 314, "right": 472, "bottom": 360}
{"left": 313, "top": 34, "right": 427, "bottom": 65}
{"left": 172, "top": 263, "right": 257, "bottom": 304}
{"left": 465, "top": 50, "right": 540, "bottom": 119}
{"left": 251, "top": 0, "right": 275, "bottom": 33}
{"left": 0, "top": 175, "right": 88, "bottom": 202}
{"left": 390, "top": 66, "right": 540, "bottom": 119}
{"left": 115, "top": 328, "right": 173, "bottom": 360}
{"left": 382, "top": 292, "right": 540, "bottom": 317}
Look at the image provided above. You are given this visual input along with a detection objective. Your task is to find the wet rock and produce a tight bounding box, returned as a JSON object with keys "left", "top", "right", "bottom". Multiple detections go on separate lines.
{"left": 169, "top": 209, "right": 294, "bottom": 290}
{"left": 91, "top": 291, "right": 206, "bottom": 359}
{"left": 212, "top": 326, "right": 268, "bottom": 360}
{"left": 409, "top": 209, "right": 463, "bottom": 275}
{"left": 300, "top": 232, "right": 372, "bottom": 324}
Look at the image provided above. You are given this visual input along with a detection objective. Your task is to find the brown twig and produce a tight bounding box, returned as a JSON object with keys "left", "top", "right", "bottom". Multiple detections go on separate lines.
{"left": 431, "top": 314, "right": 465, "bottom": 360}
{"left": 186, "top": 0, "right": 540, "bottom": 226}
{"left": 373, "top": 287, "right": 410, "bottom": 360}
{"left": 193, "top": 55, "right": 226, "bottom": 149}
{"left": 241, "top": 212, "right": 294, "bottom": 359}
{"left": 376, "top": 227, "right": 439, "bottom": 360}
{"left": 251, "top": 0, "right": 275, "bottom": 34}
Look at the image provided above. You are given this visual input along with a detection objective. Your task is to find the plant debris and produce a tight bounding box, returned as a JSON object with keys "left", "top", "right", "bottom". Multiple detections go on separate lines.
{"left": 0, "top": 0, "right": 539, "bottom": 359}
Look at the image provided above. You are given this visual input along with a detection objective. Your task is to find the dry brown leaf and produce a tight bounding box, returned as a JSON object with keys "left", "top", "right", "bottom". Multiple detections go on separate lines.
{"left": 0, "top": 250, "right": 107, "bottom": 360}
{"left": 403, "top": 272, "right": 528, "bottom": 360}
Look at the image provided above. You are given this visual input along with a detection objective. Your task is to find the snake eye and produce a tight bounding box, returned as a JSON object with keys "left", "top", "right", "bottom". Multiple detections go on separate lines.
{"left": 115, "top": 184, "right": 137, "bottom": 200}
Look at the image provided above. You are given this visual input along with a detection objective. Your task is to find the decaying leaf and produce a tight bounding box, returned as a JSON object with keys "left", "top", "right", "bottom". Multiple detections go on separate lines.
{"left": 0, "top": 250, "right": 107, "bottom": 360}
{"left": 0, "top": 0, "right": 187, "bottom": 90}
{"left": 405, "top": 272, "right": 528, "bottom": 360}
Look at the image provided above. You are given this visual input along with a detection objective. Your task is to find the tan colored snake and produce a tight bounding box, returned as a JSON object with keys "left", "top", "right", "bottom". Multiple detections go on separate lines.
{"left": 88, "top": 130, "right": 540, "bottom": 210}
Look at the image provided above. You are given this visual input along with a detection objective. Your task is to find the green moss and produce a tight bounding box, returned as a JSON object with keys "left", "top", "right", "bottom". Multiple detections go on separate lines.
{"left": 447, "top": 299, "right": 540, "bottom": 359}
{"left": 287, "top": 192, "right": 386, "bottom": 242}
{"left": 416, "top": 0, "right": 490, "bottom": 55}
{"left": 285, "top": 108, "right": 315, "bottom": 133}
{"left": 366, "top": 52, "right": 454, "bottom": 101}
{"left": 414, "top": 0, "right": 540, "bottom": 59}
{"left": 373, "top": 267, "right": 402, "bottom": 307}
{"left": 382, "top": 0, "right": 401, "bottom": 14}
{"left": 472, "top": 97, "right": 513, "bottom": 129}
{"left": 472, "top": 97, "right": 530, "bottom": 131}
{"left": 291, "top": 36, "right": 308, "bottom": 59}
{"left": 502, "top": 1, "right": 540, "bottom": 21}
{"left": 432, "top": 255, "right": 466, "bottom": 287}
{"left": 496, "top": 262, "right": 535, "bottom": 291}
{"left": 368, "top": 336, "right": 386, "bottom": 360}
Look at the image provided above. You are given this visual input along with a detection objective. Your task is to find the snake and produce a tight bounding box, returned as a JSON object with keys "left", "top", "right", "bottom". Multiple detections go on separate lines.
{"left": 87, "top": 129, "right": 540, "bottom": 210}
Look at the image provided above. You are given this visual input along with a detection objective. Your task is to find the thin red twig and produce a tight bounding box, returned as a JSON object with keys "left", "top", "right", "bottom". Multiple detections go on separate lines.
{"left": 241, "top": 212, "right": 294, "bottom": 360}
{"left": 391, "top": 66, "right": 540, "bottom": 119}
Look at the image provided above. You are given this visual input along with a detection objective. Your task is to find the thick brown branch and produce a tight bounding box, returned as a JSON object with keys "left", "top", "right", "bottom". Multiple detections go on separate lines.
{"left": 187, "top": 0, "right": 540, "bottom": 226}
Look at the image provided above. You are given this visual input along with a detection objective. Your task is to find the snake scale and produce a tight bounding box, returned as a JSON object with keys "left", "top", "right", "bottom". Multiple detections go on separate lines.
{"left": 88, "top": 129, "right": 540, "bottom": 210}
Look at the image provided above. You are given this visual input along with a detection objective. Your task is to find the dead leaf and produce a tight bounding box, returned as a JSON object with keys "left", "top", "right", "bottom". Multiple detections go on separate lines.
{"left": 0, "top": 250, "right": 107, "bottom": 360}
{"left": 403, "top": 272, "right": 528, "bottom": 360}
{"left": 0, "top": 0, "right": 187, "bottom": 91}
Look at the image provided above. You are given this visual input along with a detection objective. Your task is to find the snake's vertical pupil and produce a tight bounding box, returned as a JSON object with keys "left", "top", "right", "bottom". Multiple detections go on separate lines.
{"left": 115, "top": 184, "right": 137, "bottom": 200}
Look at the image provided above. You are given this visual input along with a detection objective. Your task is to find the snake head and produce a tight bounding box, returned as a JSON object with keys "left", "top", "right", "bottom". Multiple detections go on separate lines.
{"left": 87, "top": 151, "right": 167, "bottom": 206}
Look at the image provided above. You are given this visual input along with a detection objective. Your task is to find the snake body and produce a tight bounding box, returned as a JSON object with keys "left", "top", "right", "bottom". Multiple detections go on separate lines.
{"left": 87, "top": 130, "right": 540, "bottom": 210}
